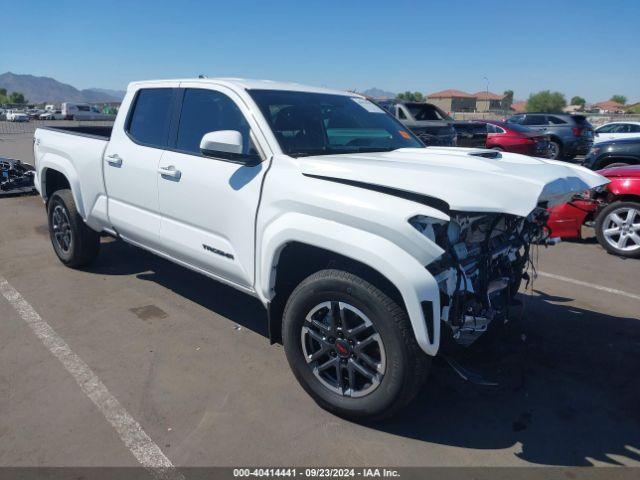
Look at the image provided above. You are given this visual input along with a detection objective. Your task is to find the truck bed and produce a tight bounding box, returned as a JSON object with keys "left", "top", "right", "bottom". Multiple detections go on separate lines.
{"left": 39, "top": 125, "right": 113, "bottom": 140}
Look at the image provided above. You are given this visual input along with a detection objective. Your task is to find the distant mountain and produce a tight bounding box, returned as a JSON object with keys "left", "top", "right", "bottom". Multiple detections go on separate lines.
{"left": 0, "top": 72, "right": 124, "bottom": 103}
{"left": 362, "top": 87, "right": 396, "bottom": 100}
{"left": 83, "top": 88, "right": 126, "bottom": 102}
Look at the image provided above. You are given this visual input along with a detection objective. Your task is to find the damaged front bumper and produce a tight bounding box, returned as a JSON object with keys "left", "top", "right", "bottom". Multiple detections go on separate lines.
{"left": 419, "top": 209, "right": 548, "bottom": 347}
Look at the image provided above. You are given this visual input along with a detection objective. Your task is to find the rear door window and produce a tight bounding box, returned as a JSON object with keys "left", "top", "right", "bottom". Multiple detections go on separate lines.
{"left": 127, "top": 88, "right": 175, "bottom": 148}
{"left": 548, "top": 116, "right": 567, "bottom": 124}
{"left": 523, "top": 115, "right": 546, "bottom": 126}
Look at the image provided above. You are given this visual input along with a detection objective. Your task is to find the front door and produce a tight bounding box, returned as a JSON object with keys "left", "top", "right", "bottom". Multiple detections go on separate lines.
{"left": 156, "top": 85, "right": 269, "bottom": 289}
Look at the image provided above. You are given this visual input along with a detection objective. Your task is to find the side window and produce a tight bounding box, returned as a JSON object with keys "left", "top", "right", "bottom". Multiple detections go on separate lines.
{"left": 613, "top": 124, "right": 631, "bottom": 133}
{"left": 398, "top": 108, "right": 406, "bottom": 120}
{"left": 496, "top": 126, "right": 506, "bottom": 134}
{"left": 508, "top": 115, "right": 524, "bottom": 124}
{"left": 523, "top": 115, "right": 545, "bottom": 125}
{"left": 628, "top": 124, "right": 640, "bottom": 133}
{"left": 127, "top": 88, "right": 174, "bottom": 148}
{"left": 176, "top": 88, "right": 255, "bottom": 157}
{"left": 597, "top": 124, "right": 614, "bottom": 133}
{"left": 548, "top": 116, "right": 566, "bottom": 125}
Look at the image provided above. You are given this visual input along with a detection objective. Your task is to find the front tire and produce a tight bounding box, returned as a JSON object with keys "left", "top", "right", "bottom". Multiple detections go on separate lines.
{"left": 47, "top": 189, "right": 100, "bottom": 268}
{"left": 595, "top": 201, "right": 640, "bottom": 259}
{"left": 282, "top": 269, "right": 430, "bottom": 421}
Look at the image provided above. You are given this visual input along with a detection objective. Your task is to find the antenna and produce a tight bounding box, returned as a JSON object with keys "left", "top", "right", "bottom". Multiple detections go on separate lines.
{"left": 198, "top": 74, "right": 207, "bottom": 79}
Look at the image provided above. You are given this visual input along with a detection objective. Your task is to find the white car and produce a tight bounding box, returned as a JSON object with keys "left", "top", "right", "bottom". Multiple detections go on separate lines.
{"left": 39, "top": 110, "right": 64, "bottom": 120}
{"left": 5, "top": 110, "right": 29, "bottom": 122}
{"left": 594, "top": 122, "right": 640, "bottom": 144}
{"left": 33, "top": 78, "right": 607, "bottom": 420}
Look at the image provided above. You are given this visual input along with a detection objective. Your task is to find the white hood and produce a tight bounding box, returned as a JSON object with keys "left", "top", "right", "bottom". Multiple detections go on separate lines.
{"left": 297, "top": 147, "right": 609, "bottom": 217}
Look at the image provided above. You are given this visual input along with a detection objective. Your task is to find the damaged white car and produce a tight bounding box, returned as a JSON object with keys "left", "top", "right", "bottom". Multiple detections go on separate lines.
{"left": 33, "top": 79, "right": 607, "bottom": 420}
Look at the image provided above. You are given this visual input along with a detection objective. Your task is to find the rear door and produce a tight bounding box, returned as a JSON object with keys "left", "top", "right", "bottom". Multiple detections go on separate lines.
{"left": 522, "top": 114, "right": 548, "bottom": 132}
{"left": 156, "top": 84, "right": 269, "bottom": 289}
{"left": 104, "top": 86, "right": 177, "bottom": 250}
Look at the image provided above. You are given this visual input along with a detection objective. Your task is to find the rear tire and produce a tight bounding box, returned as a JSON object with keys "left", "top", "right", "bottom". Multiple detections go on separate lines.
{"left": 282, "top": 269, "right": 430, "bottom": 421}
{"left": 47, "top": 189, "right": 100, "bottom": 268}
{"left": 595, "top": 201, "right": 640, "bottom": 259}
{"left": 548, "top": 140, "right": 562, "bottom": 160}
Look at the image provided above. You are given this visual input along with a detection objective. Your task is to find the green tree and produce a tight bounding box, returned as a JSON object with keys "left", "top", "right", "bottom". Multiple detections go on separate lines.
{"left": 8, "top": 91, "right": 27, "bottom": 104}
{"left": 570, "top": 96, "right": 586, "bottom": 106}
{"left": 502, "top": 90, "right": 514, "bottom": 109}
{"left": 610, "top": 95, "right": 627, "bottom": 105}
{"left": 0, "top": 88, "right": 7, "bottom": 104}
{"left": 396, "top": 91, "right": 424, "bottom": 102}
{"left": 526, "top": 90, "right": 566, "bottom": 113}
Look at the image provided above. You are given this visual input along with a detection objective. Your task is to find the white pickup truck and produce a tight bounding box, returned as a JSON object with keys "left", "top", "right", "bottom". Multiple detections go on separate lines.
{"left": 33, "top": 78, "right": 607, "bottom": 420}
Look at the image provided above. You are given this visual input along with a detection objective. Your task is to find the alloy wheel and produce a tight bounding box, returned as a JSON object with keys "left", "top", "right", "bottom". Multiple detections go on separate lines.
{"left": 300, "top": 301, "right": 386, "bottom": 398}
{"left": 52, "top": 204, "right": 72, "bottom": 253}
{"left": 602, "top": 206, "right": 640, "bottom": 252}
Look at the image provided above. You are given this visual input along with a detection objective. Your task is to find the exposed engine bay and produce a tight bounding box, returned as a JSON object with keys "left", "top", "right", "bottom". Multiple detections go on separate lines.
{"left": 416, "top": 209, "right": 548, "bottom": 347}
{"left": 0, "top": 157, "right": 36, "bottom": 196}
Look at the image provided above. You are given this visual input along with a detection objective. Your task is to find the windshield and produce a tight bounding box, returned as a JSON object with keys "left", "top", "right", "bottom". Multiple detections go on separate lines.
{"left": 248, "top": 90, "right": 423, "bottom": 157}
{"left": 407, "top": 103, "right": 451, "bottom": 121}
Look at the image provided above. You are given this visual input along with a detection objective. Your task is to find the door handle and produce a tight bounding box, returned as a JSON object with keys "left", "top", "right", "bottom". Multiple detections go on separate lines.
{"left": 158, "top": 165, "right": 182, "bottom": 180}
{"left": 105, "top": 154, "right": 123, "bottom": 167}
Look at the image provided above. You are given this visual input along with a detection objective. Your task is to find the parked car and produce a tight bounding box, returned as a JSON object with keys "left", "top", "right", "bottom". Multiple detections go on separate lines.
{"left": 506, "top": 113, "right": 593, "bottom": 160}
{"left": 26, "top": 109, "right": 44, "bottom": 119}
{"left": 377, "top": 100, "right": 458, "bottom": 146}
{"left": 547, "top": 166, "right": 640, "bottom": 258}
{"left": 61, "top": 102, "right": 116, "bottom": 121}
{"left": 33, "top": 78, "right": 606, "bottom": 420}
{"left": 583, "top": 137, "right": 640, "bottom": 170}
{"left": 449, "top": 121, "right": 488, "bottom": 148}
{"left": 39, "top": 110, "right": 65, "bottom": 120}
{"left": 5, "top": 110, "right": 29, "bottom": 122}
{"left": 593, "top": 122, "right": 640, "bottom": 144}
{"left": 476, "top": 120, "right": 550, "bottom": 156}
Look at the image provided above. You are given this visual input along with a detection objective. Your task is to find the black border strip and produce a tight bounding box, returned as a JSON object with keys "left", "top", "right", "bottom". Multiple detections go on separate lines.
{"left": 303, "top": 173, "right": 450, "bottom": 214}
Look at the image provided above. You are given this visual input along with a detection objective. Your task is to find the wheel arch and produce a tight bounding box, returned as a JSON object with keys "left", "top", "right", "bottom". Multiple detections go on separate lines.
{"left": 259, "top": 214, "right": 441, "bottom": 356}
{"left": 40, "top": 158, "right": 85, "bottom": 218}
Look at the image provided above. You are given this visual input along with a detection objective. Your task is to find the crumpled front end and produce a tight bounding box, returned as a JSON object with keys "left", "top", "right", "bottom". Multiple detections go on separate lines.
{"left": 413, "top": 208, "right": 548, "bottom": 347}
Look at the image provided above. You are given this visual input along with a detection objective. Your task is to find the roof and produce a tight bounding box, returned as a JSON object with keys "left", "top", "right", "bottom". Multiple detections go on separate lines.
{"left": 511, "top": 101, "right": 527, "bottom": 112}
{"left": 473, "top": 91, "right": 504, "bottom": 100}
{"left": 427, "top": 89, "right": 475, "bottom": 99}
{"left": 127, "top": 78, "right": 354, "bottom": 96}
{"left": 594, "top": 100, "right": 624, "bottom": 110}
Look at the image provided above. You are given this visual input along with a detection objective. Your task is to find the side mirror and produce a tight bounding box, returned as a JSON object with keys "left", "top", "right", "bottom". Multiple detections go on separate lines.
{"left": 199, "top": 130, "right": 261, "bottom": 166}
{"left": 200, "top": 130, "right": 243, "bottom": 155}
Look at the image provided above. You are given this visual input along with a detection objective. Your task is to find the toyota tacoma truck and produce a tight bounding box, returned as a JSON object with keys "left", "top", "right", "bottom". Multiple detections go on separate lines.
{"left": 33, "top": 78, "right": 607, "bottom": 420}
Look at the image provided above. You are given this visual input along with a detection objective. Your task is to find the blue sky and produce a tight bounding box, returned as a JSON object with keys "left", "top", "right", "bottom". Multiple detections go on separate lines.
{"left": 2, "top": 0, "right": 639, "bottom": 102}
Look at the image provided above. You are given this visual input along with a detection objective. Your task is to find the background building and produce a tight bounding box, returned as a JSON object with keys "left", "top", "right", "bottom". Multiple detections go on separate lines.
{"left": 427, "top": 89, "right": 476, "bottom": 113}
{"left": 473, "top": 91, "right": 506, "bottom": 112}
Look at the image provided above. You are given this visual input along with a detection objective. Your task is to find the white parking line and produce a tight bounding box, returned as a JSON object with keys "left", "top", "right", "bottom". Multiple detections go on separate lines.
{"left": 0, "top": 276, "right": 184, "bottom": 480}
{"left": 538, "top": 271, "right": 640, "bottom": 302}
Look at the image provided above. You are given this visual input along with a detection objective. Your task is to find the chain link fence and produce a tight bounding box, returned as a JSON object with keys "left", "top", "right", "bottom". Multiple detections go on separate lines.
{"left": 0, "top": 119, "right": 114, "bottom": 135}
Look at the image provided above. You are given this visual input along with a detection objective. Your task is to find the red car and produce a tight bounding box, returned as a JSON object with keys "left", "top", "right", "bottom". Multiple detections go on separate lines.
{"left": 478, "top": 120, "right": 550, "bottom": 156}
{"left": 547, "top": 166, "right": 640, "bottom": 258}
